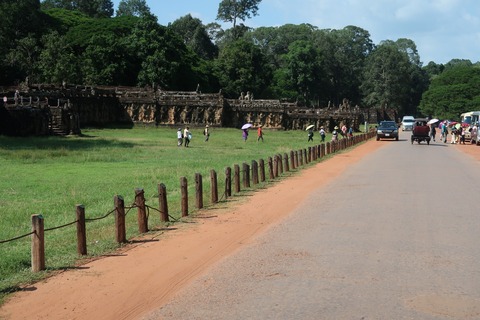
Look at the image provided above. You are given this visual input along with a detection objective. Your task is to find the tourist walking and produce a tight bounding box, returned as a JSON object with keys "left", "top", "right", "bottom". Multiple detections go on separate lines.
{"left": 319, "top": 126, "right": 326, "bottom": 142}
{"left": 430, "top": 124, "right": 436, "bottom": 142}
{"left": 203, "top": 125, "right": 210, "bottom": 142}
{"left": 242, "top": 128, "right": 249, "bottom": 142}
{"left": 332, "top": 126, "right": 339, "bottom": 142}
{"left": 257, "top": 125, "right": 264, "bottom": 142}
{"left": 177, "top": 128, "right": 183, "bottom": 147}
{"left": 307, "top": 128, "right": 314, "bottom": 142}
{"left": 441, "top": 122, "right": 448, "bottom": 143}
{"left": 183, "top": 126, "right": 191, "bottom": 147}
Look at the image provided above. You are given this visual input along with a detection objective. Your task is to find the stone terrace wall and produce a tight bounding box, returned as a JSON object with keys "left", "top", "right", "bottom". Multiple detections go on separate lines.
{"left": 1, "top": 84, "right": 384, "bottom": 136}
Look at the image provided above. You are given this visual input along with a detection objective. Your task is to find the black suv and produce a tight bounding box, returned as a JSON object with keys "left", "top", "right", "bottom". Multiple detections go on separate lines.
{"left": 376, "top": 121, "right": 399, "bottom": 141}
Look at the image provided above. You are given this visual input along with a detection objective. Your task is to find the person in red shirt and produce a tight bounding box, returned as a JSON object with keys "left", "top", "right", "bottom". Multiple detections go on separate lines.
{"left": 257, "top": 125, "right": 264, "bottom": 142}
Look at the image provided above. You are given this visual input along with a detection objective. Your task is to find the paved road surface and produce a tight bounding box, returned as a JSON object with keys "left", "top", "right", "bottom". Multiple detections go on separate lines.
{"left": 144, "top": 131, "right": 480, "bottom": 319}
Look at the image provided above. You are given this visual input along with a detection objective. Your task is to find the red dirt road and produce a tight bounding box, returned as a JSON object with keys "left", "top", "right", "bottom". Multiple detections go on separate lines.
{"left": 1, "top": 140, "right": 479, "bottom": 320}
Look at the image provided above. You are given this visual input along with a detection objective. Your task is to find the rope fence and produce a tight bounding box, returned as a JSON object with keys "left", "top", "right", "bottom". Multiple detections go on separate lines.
{"left": 1, "top": 131, "right": 375, "bottom": 272}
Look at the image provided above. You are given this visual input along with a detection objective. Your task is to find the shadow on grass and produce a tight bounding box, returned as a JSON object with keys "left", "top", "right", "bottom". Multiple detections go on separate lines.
{"left": 0, "top": 135, "right": 135, "bottom": 151}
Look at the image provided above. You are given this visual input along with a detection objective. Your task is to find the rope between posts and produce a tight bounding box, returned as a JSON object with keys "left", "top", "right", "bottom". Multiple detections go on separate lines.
{"left": 145, "top": 204, "right": 179, "bottom": 222}
{"left": 44, "top": 219, "right": 79, "bottom": 232}
{"left": 0, "top": 231, "right": 35, "bottom": 244}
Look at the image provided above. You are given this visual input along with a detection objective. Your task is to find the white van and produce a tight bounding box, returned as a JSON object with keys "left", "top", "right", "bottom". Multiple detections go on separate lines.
{"left": 401, "top": 116, "right": 415, "bottom": 131}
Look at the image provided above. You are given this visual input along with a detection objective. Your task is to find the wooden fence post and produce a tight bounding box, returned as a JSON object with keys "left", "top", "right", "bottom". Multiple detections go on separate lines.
{"left": 273, "top": 156, "right": 278, "bottom": 177}
{"left": 158, "top": 183, "right": 169, "bottom": 222}
{"left": 278, "top": 154, "right": 283, "bottom": 174}
{"left": 114, "top": 195, "right": 126, "bottom": 243}
{"left": 76, "top": 205, "right": 87, "bottom": 256}
{"left": 225, "top": 167, "right": 232, "bottom": 198}
{"left": 210, "top": 169, "right": 218, "bottom": 204}
{"left": 195, "top": 173, "right": 203, "bottom": 209}
{"left": 290, "top": 150, "right": 295, "bottom": 169}
{"left": 135, "top": 188, "right": 148, "bottom": 233}
{"left": 234, "top": 164, "right": 240, "bottom": 193}
{"left": 268, "top": 157, "right": 274, "bottom": 179}
{"left": 243, "top": 163, "right": 250, "bottom": 188}
{"left": 31, "top": 214, "right": 45, "bottom": 272}
{"left": 180, "top": 177, "right": 188, "bottom": 217}
{"left": 303, "top": 149, "right": 308, "bottom": 164}
{"left": 299, "top": 150, "right": 303, "bottom": 166}
{"left": 295, "top": 150, "right": 299, "bottom": 168}
{"left": 259, "top": 159, "right": 265, "bottom": 182}
{"left": 252, "top": 160, "right": 259, "bottom": 184}
{"left": 284, "top": 153, "right": 289, "bottom": 172}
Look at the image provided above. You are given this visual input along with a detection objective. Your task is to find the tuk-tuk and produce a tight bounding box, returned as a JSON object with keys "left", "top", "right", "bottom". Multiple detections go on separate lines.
{"left": 411, "top": 118, "right": 431, "bottom": 145}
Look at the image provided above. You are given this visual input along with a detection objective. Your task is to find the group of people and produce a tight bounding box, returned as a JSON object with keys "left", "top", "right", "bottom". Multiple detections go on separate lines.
{"left": 177, "top": 125, "right": 211, "bottom": 147}
{"left": 307, "top": 124, "right": 353, "bottom": 143}
{"left": 178, "top": 123, "right": 354, "bottom": 146}
{"left": 431, "top": 121, "right": 474, "bottom": 144}
{"left": 242, "top": 125, "right": 264, "bottom": 142}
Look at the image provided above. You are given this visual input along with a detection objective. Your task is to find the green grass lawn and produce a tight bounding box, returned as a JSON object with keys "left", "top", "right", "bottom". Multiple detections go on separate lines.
{"left": 0, "top": 125, "right": 356, "bottom": 303}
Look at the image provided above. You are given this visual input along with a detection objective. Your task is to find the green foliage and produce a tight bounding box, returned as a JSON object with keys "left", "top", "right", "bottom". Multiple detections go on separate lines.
{"left": 37, "top": 31, "right": 79, "bottom": 83}
{"left": 41, "top": 0, "right": 114, "bottom": 18}
{"left": 214, "top": 39, "right": 272, "bottom": 98}
{"left": 170, "top": 14, "right": 219, "bottom": 60}
{"left": 281, "top": 40, "right": 324, "bottom": 104}
{"left": 0, "top": 0, "right": 478, "bottom": 112}
{"left": 361, "top": 41, "right": 413, "bottom": 111}
{"left": 418, "top": 65, "right": 480, "bottom": 119}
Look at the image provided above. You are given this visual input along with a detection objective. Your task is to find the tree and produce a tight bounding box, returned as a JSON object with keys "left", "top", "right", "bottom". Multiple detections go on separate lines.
{"left": 319, "top": 26, "right": 373, "bottom": 106}
{"left": 37, "top": 31, "right": 79, "bottom": 84}
{"left": 419, "top": 65, "right": 480, "bottom": 120}
{"left": 40, "top": 0, "right": 114, "bottom": 18}
{"left": 116, "top": 0, "right": 151, "bottom": 17}
{"left": 361, "top": 42, "right": 411, "bottom": 111}
{"left": 127, "top": 14, "right": 201, "bottom": 90}
{"left": 279, "top": 40, "right": 324, "bottom": 104}
{"left": 214, "top": 39, "right": 272, "bottom": 98}
{"left": 170, "top": 15, "right": 218, "bottom": 60}
{"left": 217, "top": 0, "right": 261, "bottom": 38}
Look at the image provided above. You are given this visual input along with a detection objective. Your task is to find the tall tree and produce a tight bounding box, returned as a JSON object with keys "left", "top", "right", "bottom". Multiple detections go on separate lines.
{"left": 217, "top": 0, "right": 261, "bottom": 38}
{"left": 361, "top": 41, "right": 411, "bottom": 111}
{"left": 320, "top": 26, "right": 373, "bottom": 106}
{"left": 170, "top": 15, "right": 218, "bottom": 60}
{"left": 116, "top": 0, "right": 151, "bottom": 17}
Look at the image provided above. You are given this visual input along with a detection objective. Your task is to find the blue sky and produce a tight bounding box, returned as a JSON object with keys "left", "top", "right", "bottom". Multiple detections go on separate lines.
{"left": 111, "top": 0, "right": 480, "bottom": 65}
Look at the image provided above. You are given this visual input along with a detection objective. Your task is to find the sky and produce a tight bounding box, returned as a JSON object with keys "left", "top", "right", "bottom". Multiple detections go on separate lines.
{"left": 111, "top": 0, "right": 480, "bottom": 65}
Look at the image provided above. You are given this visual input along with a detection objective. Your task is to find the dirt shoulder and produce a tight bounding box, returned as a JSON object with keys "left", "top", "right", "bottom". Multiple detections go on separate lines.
{"left": 2, "top": 140, "right": 477, "bottom": 320}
